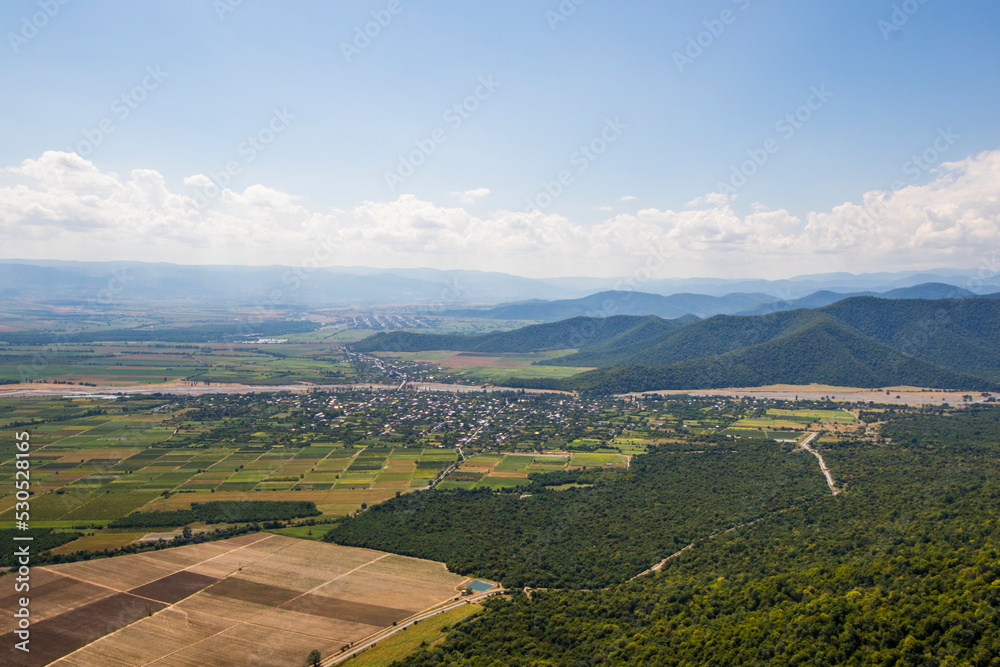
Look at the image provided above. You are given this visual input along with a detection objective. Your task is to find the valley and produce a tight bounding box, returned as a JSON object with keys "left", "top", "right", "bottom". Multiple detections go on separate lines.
{"left": 1, "top": 271, "right": 999, "bottom": 665}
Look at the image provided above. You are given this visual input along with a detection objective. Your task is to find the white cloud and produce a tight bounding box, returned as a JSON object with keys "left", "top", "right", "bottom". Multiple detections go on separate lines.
{"left": 1, "top": 150, "right": 998, "bottom": 278}
{"left": 619, "top": 195, "right": 637, "bottom": 202}
{"left": 449, "top": 187, "right": 490, "bottom": 204}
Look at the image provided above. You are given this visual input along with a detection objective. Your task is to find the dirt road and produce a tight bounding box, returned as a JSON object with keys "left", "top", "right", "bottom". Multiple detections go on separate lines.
{"left": 323, "top": 588, "right": 504, "bottom": 666}
{"left": 799, "top": 431, "right": 839, "bottom": 495}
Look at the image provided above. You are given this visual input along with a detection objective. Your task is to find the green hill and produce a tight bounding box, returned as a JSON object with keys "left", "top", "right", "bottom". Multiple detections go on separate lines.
{"left": 353, "top": 297, "right": 1000, "bottom": 393}
{"left": 538, "top": 315, "right": 995, "bottom": 393}
{"left": 352, "top": 315, "right": 686, "bottom": 354}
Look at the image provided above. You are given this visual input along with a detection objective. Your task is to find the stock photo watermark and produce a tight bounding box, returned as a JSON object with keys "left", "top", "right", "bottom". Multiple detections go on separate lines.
{"left": 673, "top": 0, "right": 752, "bottom": 74}
{"left": 341, "top": 0, "right": 404, "bottom": 63}
{"left": 213, "top": 0, "right": 244, "bottom": 21}
{"left": 68, "top": 65, "right": 168, "bottom": 157}
{"left": 11, "top": 430, "right": 32, "bottom": 653}
{"left": 716, "top": 85, "right": 833, "bottom": 195}
{"left": 189, "top": 107, "right": 294, "bottom": 209}
{"left": 7, "top": 0, "right": 70, "bottom": 54}
{"left": 878, "top": 0, "right": 931, "bottom": 41}
{"left": 384, "top": 75, "right": 501, "bottom": 192}
{"left": 524, "top": 116, "right": 627, "bottom": 213}
{"left": 546, "top": 0, "right": 588, "bottom": 30}
{"left": 853, "top": 127, "right": 958, "bottom": 231}
{"left": 94, "top": 268, "right": 134, "bottom": 306}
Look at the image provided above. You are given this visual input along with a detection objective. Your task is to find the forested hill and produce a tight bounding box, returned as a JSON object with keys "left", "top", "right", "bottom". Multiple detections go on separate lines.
{"left": 526, "top": 315, "right": 997, "bottom": 394}
{"left": 352, "top": 315, "right": 691, "bottom": 354}
{"left": 354, "top": 297, "right": 1000, "bottom": 392}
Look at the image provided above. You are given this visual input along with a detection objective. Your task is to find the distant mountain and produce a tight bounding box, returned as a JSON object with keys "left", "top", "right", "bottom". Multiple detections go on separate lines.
{"left": 438, "top": 290, "right": 776, "bottom": 321}
{"left": 0, "top": 260, "right": 578, "bottom": 305}
{"left": 1, "top": 259, "right": 995, "bottom": 307}
{"left": 881, "top": 282, "right": 976, "bottom": 299}
{"left": 741, "top": 282, "right": 981, "bottom": 316}
{"left": 356, "top": 297, "right": 1000, "bottom": 392}
{"left": 438, "top": 283, "right": 994, "bottom": 323}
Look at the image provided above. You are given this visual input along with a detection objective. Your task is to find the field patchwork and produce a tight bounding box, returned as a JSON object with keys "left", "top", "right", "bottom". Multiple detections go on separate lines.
{"left": 0, "top": 534, "right": 478, "bottom": 667}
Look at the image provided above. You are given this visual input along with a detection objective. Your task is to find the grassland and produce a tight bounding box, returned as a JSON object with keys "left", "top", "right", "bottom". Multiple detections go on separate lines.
{"left": 341, "top": 603, "right": 483, "bottom": 667}
{"left": 380, "top": 349, "right": 594, "bottom": 382}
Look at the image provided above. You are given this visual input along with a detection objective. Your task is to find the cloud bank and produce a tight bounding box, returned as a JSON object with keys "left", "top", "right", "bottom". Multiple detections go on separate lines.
{"left": 1, "top": 150, "right": 998, "bottom": 278}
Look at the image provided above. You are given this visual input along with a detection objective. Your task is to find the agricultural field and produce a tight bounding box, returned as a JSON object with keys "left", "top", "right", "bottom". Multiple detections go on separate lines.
{"left": 0, "top": 304, "right": 540, "bottom": 389}
{"left": 379, "top": 349, "right": 594, "bottom": 382}
{"left": 0, "top": 341, "right": 361, "bottom": 386}
{"left": 437, "top": 451, "right": 629, "bottom": 490}
{"left": 0, "top": 389, "right": 636, "bottom": 555}
{"left": 731, "top": 407, "right": 859, "bottom": 434}
{"left": 0, "top": 390, "right": 866, "bottom": 559}
{"left": 0, "top": 533, "right": 481, "bottom": 667}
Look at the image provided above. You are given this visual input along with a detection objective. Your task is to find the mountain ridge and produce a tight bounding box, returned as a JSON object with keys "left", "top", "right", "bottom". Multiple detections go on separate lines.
{"left": 355, "top": 297, "right": 1000, "bottom": 392}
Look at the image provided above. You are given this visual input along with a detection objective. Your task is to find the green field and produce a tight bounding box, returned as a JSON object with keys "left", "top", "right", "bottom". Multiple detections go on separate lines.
{"left": 380, "top": 349, "right": 593, "bottom": 382}
{"left": 767, "top": 408, "right": 859, "bottom": 424}
{"left": 733, "top": 417, "right": 808, "bottom": 429}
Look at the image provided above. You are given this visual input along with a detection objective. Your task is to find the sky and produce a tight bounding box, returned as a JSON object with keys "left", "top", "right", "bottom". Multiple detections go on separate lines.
{"left": 1, "top": 0, "right": 999, "bottom": 279}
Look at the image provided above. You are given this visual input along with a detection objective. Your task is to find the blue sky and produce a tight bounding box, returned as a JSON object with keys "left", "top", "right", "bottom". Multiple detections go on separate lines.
{"left": 2, "top": 0, "right": 999, "bottom": 278}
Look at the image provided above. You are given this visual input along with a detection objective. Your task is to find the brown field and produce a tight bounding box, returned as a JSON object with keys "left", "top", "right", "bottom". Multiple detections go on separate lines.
{"left": 128, "top": 571, "right": 218, "bottom": 604}
{"left": 383, "top": 459, "right": 416, "bottom": 472}
{"left": 53, "top": 448, "right": 143, "bottom": 463}
{"left": 372, "top": 479, "right": 411, "bottom": 489}
{"left": 0, "top": 572, "right": 112, "bottom": 634}
{"left": 0, "top": 592, "right": 165, "bottom": 667}
{"left": 28, "top": 533, "right": 476, "bottom": 667}
{"left": 457, "top": 460, "right": 500, "bottom": 473}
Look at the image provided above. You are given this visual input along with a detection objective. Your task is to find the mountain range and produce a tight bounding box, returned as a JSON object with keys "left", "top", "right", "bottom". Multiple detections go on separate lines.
{"left": 1, "top": 259, "right": 998, "bottom": 307}
{"left": 437, "top": 283, "right": 987, "bottom": 321}
{"left": 355, "top": 296, "right": 1000, "bottom": 393}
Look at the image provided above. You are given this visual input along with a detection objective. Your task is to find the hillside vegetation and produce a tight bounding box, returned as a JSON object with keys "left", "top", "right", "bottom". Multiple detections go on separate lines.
{"left": 326, "top": 442, "right": 828, "bottom": 588}
{"left": 392, "top": 406, "right": 1000, "bottom": 666}
{"left": 355, "top": 297, "right": 1000, "bottom": 393}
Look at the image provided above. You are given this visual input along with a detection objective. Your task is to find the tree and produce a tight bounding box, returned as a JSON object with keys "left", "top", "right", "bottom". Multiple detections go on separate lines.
{"left": 307, "top": 649, "right": 322, "bottom": 666}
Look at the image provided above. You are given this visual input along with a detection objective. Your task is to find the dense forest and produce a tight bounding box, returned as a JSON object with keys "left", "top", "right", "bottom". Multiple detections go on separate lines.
{"left": 325, "top": 441, "right": 829, "bottom": 589}
{"left": 391, "top": 407, "right": 1000, "bottom": 665}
